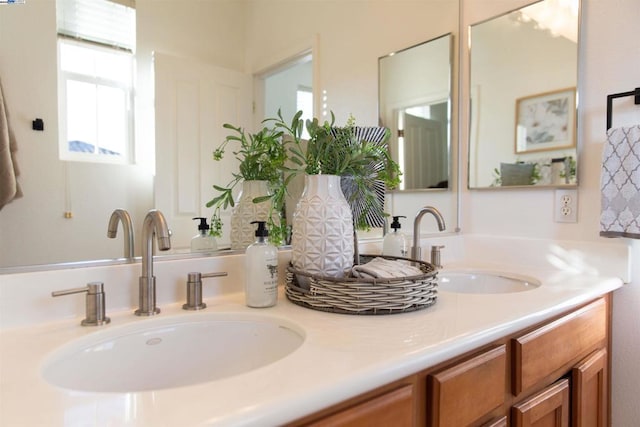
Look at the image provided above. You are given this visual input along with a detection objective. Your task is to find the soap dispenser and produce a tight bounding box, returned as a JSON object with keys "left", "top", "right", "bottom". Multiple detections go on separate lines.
{"left": 382, "top": 215, "right": 408, "bottom": 258}
{"left": 244, "top": 221, "right": 278, "bottom": 308}
{"left": 191, "top": 217, "right": 217, "bottom": 253}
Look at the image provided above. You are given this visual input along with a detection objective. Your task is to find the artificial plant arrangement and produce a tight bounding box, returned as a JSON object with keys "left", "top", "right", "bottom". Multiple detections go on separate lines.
{"left": 205, "top": 123, "right": 288, "bottom": 246}
{"left": 268, "top": 109, "right": 401, "bottom": 230}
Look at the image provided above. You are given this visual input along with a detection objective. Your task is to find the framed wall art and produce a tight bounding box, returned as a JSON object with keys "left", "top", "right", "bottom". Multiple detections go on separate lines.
{"left": 515, "top": 87, "right": 576, "bottom": 154}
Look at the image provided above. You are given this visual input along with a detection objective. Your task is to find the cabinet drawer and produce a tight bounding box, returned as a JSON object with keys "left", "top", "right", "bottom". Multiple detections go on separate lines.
{"left": 512, "top": 298, "right": 607, "bottom": 395}
{"left": 306, "top": 384, "right": 414, "bottom": 427}
{"left": 428, "top": 345, "right": 506, "bottom": 427}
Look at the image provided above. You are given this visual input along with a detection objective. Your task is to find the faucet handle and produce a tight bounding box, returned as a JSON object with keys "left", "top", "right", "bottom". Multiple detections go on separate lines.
{"left": 183, "top": 272, "right": 228, "bottom": 310}
{"left": 430, "top": 245, "right": 445, "bottom": 269}
{"left": 52, "top": 282, "right": 111, "bottom": 326}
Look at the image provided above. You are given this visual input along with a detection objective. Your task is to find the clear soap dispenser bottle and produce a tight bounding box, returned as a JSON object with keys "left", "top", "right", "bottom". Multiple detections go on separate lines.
{"left": 382, "top": 215, "right": 408, "bottom": 258}
{"left": 191, "top": 217, "right": 217, "bottom": 253}
{"left": 245, "top": 221, "right": 278, "bottom": 308}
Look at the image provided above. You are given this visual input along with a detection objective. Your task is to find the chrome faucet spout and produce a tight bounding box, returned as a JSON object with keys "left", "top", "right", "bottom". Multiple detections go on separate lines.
{"left": 411, "top": 206, "right": 446, "bottom": 261}
{"left": 136, "top": 209, "right": 171, "bottom": 316}
{"left": 107, "top": 209, "right": 135, "bottom": 259}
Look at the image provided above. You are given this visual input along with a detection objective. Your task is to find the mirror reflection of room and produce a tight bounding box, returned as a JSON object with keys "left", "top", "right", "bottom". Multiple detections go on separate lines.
{"left": 379, "top": 34, "right": 452, "bottom": 191}
{"left": 468, "top": 0, "right": 579, "bottom": 189}
{"left": 0, "top": 0, "right": 459, "bottom": 270}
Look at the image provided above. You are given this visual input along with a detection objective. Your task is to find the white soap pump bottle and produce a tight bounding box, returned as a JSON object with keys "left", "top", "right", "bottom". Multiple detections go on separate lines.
{"left": 382, "top": 215, "right": 408, "bottom": 258}
{"left": 190, "top": 217, "right": 217, "bottom": 253}
{"left": 245, "top": 221, "right": 278, "bottom": 308}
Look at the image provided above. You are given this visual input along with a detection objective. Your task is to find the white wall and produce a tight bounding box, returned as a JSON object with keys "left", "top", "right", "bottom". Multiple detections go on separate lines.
{"left": 379, "top": 35, "right": 451, "bottom": 117}
{"left": 0, "top": 0, "right": 153, "bottom": 267}
{"left": 461, "top": 0, "right": 640, "bottom": 424}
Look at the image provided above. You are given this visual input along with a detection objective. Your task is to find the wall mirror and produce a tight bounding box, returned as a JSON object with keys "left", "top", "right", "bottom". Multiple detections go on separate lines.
{"left": 379, "top": 34, "right": 452, "bottom": 191}
{"left": 468, "top": 0, "right": 580, "bottom": 189}
{"left": 0, "top": 0, "right": 459, "bottom": 271}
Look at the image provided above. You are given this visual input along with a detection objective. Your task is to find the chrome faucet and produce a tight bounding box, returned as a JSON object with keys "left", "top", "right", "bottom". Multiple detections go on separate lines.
{"left": 107, "top": 209, "right": 135, "bottom": 259}
{"left": 411, "top": 206, "right": 446, "bottom": 261}
{"left": 135, "top": 209, "right": 171, "bottom": 316}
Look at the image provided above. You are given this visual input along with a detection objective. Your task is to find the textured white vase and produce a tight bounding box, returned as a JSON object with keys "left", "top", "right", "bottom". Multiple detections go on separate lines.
{"left": 291, "top": 174, "right": 354, "bottom": 280}
{"left": 230, "top": 180, "right": 271, "bottom": 250}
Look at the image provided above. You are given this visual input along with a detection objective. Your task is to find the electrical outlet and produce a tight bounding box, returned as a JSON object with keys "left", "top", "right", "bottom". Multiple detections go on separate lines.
{"left": 554, "top": 189, "right": 578, "bottom": 223}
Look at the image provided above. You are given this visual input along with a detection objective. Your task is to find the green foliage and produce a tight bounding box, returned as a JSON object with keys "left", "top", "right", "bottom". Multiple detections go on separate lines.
{"left": 205, "top": 124, "right": 288, "bottom": 244}
{"left": 206, "top": 109, "right": 401, "bottom": 240}
{"left": 266, "top": 109, "right": 401, "bottom": 230}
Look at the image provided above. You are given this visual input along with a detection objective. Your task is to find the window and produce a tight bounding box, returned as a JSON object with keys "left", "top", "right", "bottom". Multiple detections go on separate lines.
{"left": 56, "top": 0, "right": 135, "bottom": 163}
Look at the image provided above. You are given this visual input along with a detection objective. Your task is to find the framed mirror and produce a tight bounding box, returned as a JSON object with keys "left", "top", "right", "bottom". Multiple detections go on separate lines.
{"left": 379, "top": 34, "right": 453, "bottom": 191}
{"left": 0, "top": 0, "right": 459, "bottom": 271}
{"left": 468, "top": 0, "right": 580, "bottom": 189}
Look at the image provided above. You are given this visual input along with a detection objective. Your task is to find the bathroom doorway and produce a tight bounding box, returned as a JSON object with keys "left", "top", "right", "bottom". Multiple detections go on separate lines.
{"left": 255, "top": 52, "right": 313, "bottom": 136}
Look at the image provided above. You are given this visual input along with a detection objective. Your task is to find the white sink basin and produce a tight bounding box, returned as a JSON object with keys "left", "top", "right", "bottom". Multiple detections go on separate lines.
{"left": 438, "top": 270, "right": 540, "bottom": 294}
{"left": 41, "top": 312, "right": 304, "bottom": 393}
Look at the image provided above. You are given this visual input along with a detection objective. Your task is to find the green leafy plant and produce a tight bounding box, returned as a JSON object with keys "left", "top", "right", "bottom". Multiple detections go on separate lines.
{"left": 559, "top": 156, "right": 577, "bottom": 182}
{"left": 205, "top": 124, "right": 288, "bottom": 245}
{"left": 267, "top": 110, "right": 401, "bottom": 230}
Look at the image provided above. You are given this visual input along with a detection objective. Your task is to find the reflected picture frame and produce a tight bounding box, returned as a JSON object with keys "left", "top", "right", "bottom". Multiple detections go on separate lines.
{"left": 515, "top": 87, "right": 576, "bottom": 154}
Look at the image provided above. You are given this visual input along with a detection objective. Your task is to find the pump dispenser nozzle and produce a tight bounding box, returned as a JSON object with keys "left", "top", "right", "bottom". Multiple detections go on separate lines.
{"left": 390, "top": 215, "right": 406, "bottom": 231}
{"left": 192, "top": 217, "right": 210, "bottom": 231}
{"left": 251, "top": 220, "right": 269, "bottom": 238}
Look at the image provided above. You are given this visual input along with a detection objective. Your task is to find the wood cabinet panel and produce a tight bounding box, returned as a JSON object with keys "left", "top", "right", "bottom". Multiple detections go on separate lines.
{"left": 305, "top": 384, "right": 414, "bottom": 427}
{"left": 512, "top": 298, "right": 606, "bottom": 395}
{"left": 483, "top": 416, "right": 508, "bottom": 427}
{"left": 428, "top": 345, "right": 506, "bottom": 427}
{"left": 512, "top": 379, "right": 570, "bottom": 427}
{"left": 571, "top": 348, "right": 608, "bottom": 427}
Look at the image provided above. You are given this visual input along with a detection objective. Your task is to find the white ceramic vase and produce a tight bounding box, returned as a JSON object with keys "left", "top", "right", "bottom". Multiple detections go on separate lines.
{"left": 230, "top": 180, "right": 272, "bottom": 250}
{"left": 291, "top": 174, "right": 354, "bottom": 281}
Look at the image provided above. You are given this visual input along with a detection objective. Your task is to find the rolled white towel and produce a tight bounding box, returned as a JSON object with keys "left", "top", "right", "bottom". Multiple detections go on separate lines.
{"left": 352, "top": 257, "right": 423, "bottom": 279}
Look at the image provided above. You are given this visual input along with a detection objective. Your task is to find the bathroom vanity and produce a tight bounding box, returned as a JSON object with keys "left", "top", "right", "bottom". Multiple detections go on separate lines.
{"left": 0, "top": 236, "right": 628, "bottom": 426}
{"left": 289, "top": 296, "right": 609, "bottom": 426}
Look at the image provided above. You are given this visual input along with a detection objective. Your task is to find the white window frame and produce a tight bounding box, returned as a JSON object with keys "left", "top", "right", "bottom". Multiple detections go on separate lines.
{"left": 57, "top": 37, "right": 135, "bottom": 164}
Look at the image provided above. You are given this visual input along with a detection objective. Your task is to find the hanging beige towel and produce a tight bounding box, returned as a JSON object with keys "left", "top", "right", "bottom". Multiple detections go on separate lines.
{"left": 0, "top": 79, "right": 22, "bottom": 210}
{"left": 600, "top": 125, "right": 640, "bottom": 238}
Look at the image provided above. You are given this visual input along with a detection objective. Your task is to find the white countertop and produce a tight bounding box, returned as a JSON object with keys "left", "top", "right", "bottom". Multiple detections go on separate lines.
{"left": 0, "top": 259, "right": 624, "bottom": 427}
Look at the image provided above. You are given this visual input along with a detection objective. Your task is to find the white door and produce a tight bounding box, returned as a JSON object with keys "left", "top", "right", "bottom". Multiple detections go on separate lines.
{"left": 154, "top": 53, "right": 252, "bottom": 250}
{"left": 403, "top": 112, "right": 447, "bottom": 189}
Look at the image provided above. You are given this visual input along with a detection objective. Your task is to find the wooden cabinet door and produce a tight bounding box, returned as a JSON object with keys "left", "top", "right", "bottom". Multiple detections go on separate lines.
{"left": 572, "top": 349, "right": 608, "bottom": 427}
{"left": 305, "top": 384, "right": 414, "bottom": 427}
{"left": 512, "top": 379, "right": 569, "bottom": 427}
{"left": 427, "top": 345, "right": 506, "bottom": 427}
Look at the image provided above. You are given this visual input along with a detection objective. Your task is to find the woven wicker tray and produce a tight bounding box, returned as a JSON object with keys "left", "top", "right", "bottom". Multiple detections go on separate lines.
{"left": 285, "top": 254, "right": 438, "bottom": 315}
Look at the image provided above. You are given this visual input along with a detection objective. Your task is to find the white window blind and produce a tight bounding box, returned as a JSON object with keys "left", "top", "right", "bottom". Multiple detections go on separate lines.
{"left": 57, "top": 0, "right": 135, "bottom": 51}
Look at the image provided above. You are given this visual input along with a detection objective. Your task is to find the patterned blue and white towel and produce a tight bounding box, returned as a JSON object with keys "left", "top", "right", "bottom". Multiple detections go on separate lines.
{"left": 600, "top": 125, "right": 640, "bottom": 238}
